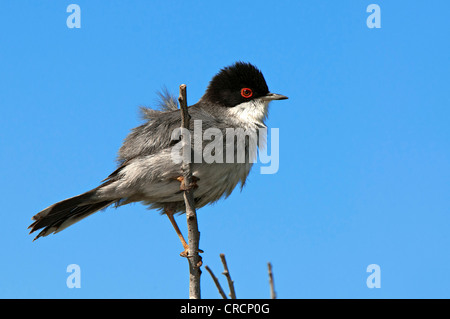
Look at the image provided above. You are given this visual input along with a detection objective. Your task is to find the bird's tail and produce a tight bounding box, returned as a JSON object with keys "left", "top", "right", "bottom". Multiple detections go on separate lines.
{"left": 28, "top": 189, "right": 116, "bottom": 241}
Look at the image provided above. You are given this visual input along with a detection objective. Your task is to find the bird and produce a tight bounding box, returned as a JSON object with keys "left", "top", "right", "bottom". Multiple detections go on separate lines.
{"left": 28, "top": 62, "right": 288, "bottom": 255}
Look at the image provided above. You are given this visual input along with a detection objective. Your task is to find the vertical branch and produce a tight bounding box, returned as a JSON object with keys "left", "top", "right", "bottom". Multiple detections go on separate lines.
{"left": 178, "top": 84, "right": 202, "bottom": 299}
{"left": 220, "top": 253, "right": 236, "bottom": 299}
{"left": 268, "top": 262, "right": 276, "bottom": 299}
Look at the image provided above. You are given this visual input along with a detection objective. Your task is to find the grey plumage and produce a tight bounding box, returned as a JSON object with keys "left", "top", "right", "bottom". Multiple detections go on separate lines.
{"left": 28, "top": 62, "right": 287, "bottom": 240}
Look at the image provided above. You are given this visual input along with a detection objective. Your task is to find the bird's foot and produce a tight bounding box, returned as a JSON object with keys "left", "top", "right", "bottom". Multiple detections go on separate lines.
{"left": 176, "top": 176, "right": 199, "bottom": 191}
{"left": 180, "top": 247, "right": 204, "bottom": 258}
{"left": 182, "top": 251, "right": 203, "bottom": 268}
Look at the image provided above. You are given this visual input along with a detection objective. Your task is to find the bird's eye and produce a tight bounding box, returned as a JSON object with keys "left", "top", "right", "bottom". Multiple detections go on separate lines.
{"left": 240, "top": 88, "right": 253, "bottom": 98}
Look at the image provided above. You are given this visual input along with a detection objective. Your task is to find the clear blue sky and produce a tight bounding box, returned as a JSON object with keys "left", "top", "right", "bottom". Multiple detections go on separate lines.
{"left": 1, "top": 1, "right": 449, "bottom": 298}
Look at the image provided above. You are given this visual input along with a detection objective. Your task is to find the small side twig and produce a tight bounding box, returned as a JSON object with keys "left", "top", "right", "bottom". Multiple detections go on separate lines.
{"left": 178, "top": 84, "right": 202, "bottom": 299}
{"left": 220, "top": 253, "right": 236, "bottom": 299}
{"left": 205, "top": 265, "right": 228, "bottom": 299}
{"left": 268, "top": 262, "right": 276, "bottom": 299}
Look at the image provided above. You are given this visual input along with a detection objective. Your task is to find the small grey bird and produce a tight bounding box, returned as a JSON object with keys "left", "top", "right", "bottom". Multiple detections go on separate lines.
{"left": 28, "top": 62, "right": 288, "bottom": 254}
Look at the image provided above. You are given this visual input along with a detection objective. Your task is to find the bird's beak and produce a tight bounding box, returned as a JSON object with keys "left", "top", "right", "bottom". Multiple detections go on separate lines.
{"left": 263, "top": 92, "right": 288, "bottom": 101}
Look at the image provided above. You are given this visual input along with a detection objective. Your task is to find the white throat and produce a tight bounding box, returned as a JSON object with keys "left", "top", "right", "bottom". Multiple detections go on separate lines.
{"left": 227, "top": 99, "right": 269, "bottom": 127}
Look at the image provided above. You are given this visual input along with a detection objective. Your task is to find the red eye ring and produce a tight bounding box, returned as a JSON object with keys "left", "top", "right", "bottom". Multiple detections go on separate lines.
{"left": 241, "top": 88, "right": 253, "bottom": 98}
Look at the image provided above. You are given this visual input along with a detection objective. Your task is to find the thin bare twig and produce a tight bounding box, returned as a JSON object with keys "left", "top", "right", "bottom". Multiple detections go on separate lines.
{"left": 178, "top": 84, "right": 202, "bottom": 299}
{"left": 268, "top": 262, "right": 276, "bottom": 299}
{"left": 205, "top": 265, "right": 228, "bottom": 299}
{"left": 220, "top": 253, "right": 236, "bottom": 299}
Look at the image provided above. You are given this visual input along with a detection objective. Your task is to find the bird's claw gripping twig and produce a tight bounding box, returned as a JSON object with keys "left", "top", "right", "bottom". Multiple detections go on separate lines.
{"left": 176, "top": 176, "right": 199, "bottom": 191}
{"left": 180, "top": 247, "right": 204, "bottom": 258}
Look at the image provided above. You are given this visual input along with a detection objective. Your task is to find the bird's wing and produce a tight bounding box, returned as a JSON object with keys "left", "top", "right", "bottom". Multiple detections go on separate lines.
{"left": 117, "top": 107, "right": 182, "bottom": 163}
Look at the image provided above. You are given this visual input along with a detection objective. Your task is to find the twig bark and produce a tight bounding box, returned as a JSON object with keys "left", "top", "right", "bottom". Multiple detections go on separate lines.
{"left": 205, "top": 265, "right": 228, "bottom": 299}
{"left": 268, "top": 262, "right": 276, "bottom": 299}
{"left": 178, "top": 84, "right": 202, "bottom": 299}
{"left": 220, "top": 253, "right": 236, "bottom": 299}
